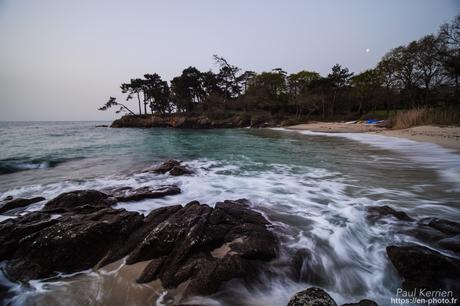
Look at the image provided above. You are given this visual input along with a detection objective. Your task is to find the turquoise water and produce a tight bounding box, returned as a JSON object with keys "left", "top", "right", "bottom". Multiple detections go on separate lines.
{"left": 0, "top": 121, "right": 459, "bottom": 306}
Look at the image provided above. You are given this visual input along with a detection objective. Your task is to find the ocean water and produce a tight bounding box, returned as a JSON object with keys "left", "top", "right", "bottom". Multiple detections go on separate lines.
{"left": 0, "top": 121, "right": 459, "bottom": 306}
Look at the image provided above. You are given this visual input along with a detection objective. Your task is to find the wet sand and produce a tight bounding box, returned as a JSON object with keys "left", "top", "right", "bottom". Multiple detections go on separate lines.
{"left": 374, "top": 125, "right": 460, "bottom": 151}
{"left": 287, "top": 123, "right": 460, "bottom": 151}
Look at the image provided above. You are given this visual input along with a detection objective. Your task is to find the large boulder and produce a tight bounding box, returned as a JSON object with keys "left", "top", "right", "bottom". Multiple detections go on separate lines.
{"left": 0, "top": 197, "right": 45, "bottom": 214}
{"left": 286, "top": 287, "right": 337, "bottom": 306}
{"left": 126, "top": 199, "right": 278, "bottom": 296}
{"left": 4, "top": 208, "right": 144, "bottom": 281}
{"left": 386, "top": 245, "right": 460, "bottom": 291}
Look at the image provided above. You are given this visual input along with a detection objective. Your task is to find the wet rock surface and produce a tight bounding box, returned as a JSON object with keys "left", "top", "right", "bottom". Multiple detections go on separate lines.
{"left": 127, "top": 199, "right": 277, "bottom": 296}
{"left": 0, "top": 190, "right": 277, "bottom": 297}
{"left": 108, "top": 185, "right": 181, "bottom": 202}
{"left": 386, "top": 245, "right": 460, "bottom": 291}
{"left": 43, "top": 190, "right": 112, "bottom": 212}
{"left": 0, "top": 197, "right": 45, "bottom": 214}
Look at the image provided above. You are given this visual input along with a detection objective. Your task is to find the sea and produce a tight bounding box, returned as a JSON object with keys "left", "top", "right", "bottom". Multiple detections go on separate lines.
{"left": 0, "top": 121, "right": 459, "bottom": 306}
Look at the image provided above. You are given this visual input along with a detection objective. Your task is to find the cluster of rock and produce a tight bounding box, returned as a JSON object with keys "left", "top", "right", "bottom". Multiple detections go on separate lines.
{"left": 110, "top": 114, "right": 299, "bottom": 129}
{"left": 0, "top": 185, "right": 278, "bottom": 298}
{"left": 367, "top": 205, "right": 460, "bottom": 293}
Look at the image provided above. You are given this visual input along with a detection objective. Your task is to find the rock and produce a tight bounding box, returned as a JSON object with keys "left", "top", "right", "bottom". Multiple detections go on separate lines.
{"left": 43, "top": 190, "right": 112, "bottom": 212}
{"left": 438, "top": 235, "right": 460, "bottom": 254}
{"left": 150, "top": 160, "right": 194, "bottom": 176}
{"left": 110, "top": 185, "right": 181, "bottom": 202}
{"left": 425, "top": 218, "right": 460, "bottom": 236}
{"left": 4, "top": 208, "right": 144, "bottom": 281}
{"left": 386, "top": 245, "right": 460, "bottom": 291}
{"left": 169, "top": 165, "right": 193, "bottom": 176}
{"left": 0, "top": 197, "right": 45, "bottom": 214}
{"left": 286, "top": 287, "right": 337, "bottom": 306}
{"left": 2, "top": 195, "right": 13, "bottom": 201}
{"left": 367, "top": 206, "right": 413, "bottom": 222}
{"left": 0, "top": 212, "right": 58, "bottom": 261}
{"left": 153, "top": 160, "right": 181, "bottom": 174}
{"left": 95, "top": 125, "right": 108, "bottom": 127}
{"left": 126, "top": 199, "right": 277, "bottom": 296}
{"left": 341, "top": 300, "right": 378, "bottom": 306}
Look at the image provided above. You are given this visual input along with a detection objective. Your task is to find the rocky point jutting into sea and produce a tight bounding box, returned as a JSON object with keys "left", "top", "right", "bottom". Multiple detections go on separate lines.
{"left": 0, "top": 122, "right": 459, "bottom": 306}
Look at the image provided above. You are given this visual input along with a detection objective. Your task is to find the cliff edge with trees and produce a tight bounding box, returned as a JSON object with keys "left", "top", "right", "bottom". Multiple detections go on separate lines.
{"left": 101, "top": 15, "right": 460, "bottom": 129}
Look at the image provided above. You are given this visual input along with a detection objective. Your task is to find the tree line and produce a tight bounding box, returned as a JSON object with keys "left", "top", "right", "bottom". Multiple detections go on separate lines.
{"left": 100, "top": 15, "right": 460, "bottom": 120}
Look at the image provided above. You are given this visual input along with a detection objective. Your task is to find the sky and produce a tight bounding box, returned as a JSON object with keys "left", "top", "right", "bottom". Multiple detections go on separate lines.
{"left": 0, "top": 0, "right": 459, "bottom": 121}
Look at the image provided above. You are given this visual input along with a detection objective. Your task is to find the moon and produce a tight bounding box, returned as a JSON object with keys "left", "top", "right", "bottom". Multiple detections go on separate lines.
{"left": 366, "top": 48, "right": 371, "bottom": 53}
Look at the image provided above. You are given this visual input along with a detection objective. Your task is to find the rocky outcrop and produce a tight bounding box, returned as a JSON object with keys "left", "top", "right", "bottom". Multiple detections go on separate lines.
{"left": 150, "top": 160, "right": 194, "bottom": 176}
{"left": 286, "top": 287, "right": 378, "bottom": 306}
{"left": 386, "top": 245, "right": 460, "bottom": 291}
{"left": 5, "top": 208, "right": 143, "bottom": 281}
{"left": 126, "top": 199, "right": 277, "bottom": 296}
{"left": 110, "top": 114, "right": 251, "bottom": 129}
{"left": 0, "top": 192, "right": 277, "bottom": 297}
{"left": 0, "top": 197, "right": 45, "bottom": 214}
{"left": 367, "top": 206, "right": 460, "bottom": 255}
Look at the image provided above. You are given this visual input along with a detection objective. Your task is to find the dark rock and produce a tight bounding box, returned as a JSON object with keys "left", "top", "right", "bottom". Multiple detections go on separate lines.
{"left": 126, "top": 199, "right": 277, "bottom": 296}
{"left": 367, "top": 206, "right": 413, "bottom": 222}
{"left": 0, "top": 212, "right": 58, "bottom": 261}
{"left": 95, "top": 125, "right": 108, "bottom": 127}
{"left": 438, "top": 235, "right": 460, "bottom": 254}
{"left": 2, "top": 195, "right": 13, "bottom": 201}
{"left": 153, "top": 160, "right": 181, "bottom": 174}
{"left": 286, "top": 287, "right": 337, "bottom": 306}
{"left": 341, "top": 300, "right": 378, "bottom": 306}
{"left": 425, "top": 218, "right": 460, "bottom": 236}
{"left": 110, "top": 185, "right": 181, "bottom": 202}
{"left": 43, "top": 190, "right": 111, "bottom": 212}
{"left": 110, "top": 114, "right": 253, "bottom": 129}
{"left": 150, "top": 160, "right": 193, "bottom": 176}
{"left": 169, "top": 165, "right": 193, "bottom": 176}
{"left": 0, "top": 197, "right": 45, "bottom": 214}
{"left": 4, "top": 208, "right": 143, "bottom": 281}
{"left": 386, "top": 245, "right": 460, "bottom": 291}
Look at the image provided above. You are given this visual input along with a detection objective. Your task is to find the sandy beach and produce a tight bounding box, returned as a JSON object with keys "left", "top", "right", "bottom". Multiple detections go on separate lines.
{"left": 287, "top": 122, "right": 460, "bottom": 151}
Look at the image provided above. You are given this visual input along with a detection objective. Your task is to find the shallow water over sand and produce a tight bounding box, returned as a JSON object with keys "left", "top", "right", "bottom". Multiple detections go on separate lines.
{"left": 0, "top": 122, "right": 459, "bottom": 306}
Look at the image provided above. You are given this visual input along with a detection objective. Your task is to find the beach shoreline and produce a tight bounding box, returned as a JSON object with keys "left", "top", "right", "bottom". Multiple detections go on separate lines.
{"left": 287, "top": 122, "right": 460, "bottom": 151}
